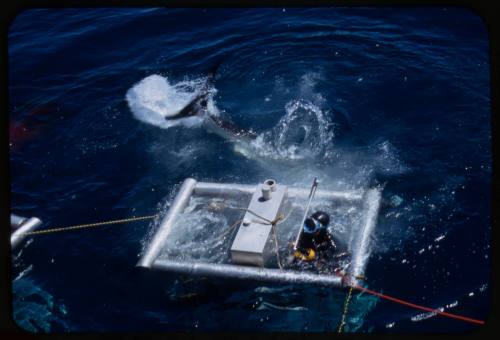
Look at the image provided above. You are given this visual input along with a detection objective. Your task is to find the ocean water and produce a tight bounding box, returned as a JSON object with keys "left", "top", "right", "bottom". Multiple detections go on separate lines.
{"left": 8, "top": 7, "right": 491, "bottom": 332}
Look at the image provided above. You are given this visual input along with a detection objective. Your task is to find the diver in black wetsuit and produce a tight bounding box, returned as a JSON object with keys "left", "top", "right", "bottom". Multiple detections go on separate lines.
{"left": 290, "top": 211, "right": 349, "bottom": 273}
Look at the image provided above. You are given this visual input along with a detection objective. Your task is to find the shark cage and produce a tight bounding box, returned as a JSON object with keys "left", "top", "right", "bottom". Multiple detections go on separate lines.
{"left": 137, "top": 178, "right": 382, "bottom": 289}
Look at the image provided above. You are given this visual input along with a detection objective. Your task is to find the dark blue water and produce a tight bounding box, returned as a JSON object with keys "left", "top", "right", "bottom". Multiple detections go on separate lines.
{"left": 9, "top": 7, "right": 490, "bottom": 332}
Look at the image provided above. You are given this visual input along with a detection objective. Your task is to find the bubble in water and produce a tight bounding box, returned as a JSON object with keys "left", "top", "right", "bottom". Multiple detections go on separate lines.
{"left": 390, "top": 195, "right": 404, "bottom": 207}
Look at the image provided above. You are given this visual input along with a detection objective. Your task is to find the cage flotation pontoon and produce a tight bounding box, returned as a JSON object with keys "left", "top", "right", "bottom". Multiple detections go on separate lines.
{"left": 137, "top": 177, "right": 382, "bottom": 289}
{"left": 10, "top": 214, "right": 43, "bottom": 250}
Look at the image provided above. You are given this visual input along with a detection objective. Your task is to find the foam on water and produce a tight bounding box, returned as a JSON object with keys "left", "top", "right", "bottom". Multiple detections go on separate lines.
{"left": 235, "top": 99, "right": 334, "bottom": 161}
{"left": 257, "top": 301, "right": 308, "bottom": 312}
{"left": 156, "top": 196, "right": 248, "bottom": 264}
{"left": 125, "top": 71, "right": 337, "bottom": 163}
{"left": 125, "top": 71, "right": 404, "bottom": 197}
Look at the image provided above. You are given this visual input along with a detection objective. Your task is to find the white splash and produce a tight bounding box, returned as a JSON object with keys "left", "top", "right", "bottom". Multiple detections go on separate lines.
{"left": 236, "top": 99, "right": 334, "bottom": 161}
{"left": 126, "top": 74, "right": 209, "bottom": 129}
{"left": 257, "top": 301, "right": 308, "bottom": 311}
{"left": 14, "top": 264, "right": 33, "bottom": 282}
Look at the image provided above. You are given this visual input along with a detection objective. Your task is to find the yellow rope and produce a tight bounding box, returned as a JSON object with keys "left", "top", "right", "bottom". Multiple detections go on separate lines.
{"left": 271, "top": 219, "right": 283, "bottom": 269}
{"left": 217, "top": 219, "right": 243, "bottom": 240}
{"left": 22, "top": 214, "right": 159, "bottom": 235}
{"left": 276, "top": 206, "right": 295, "bottom": 225}
{"left": 338, "top": 285, "right": 354, "bottom": 333}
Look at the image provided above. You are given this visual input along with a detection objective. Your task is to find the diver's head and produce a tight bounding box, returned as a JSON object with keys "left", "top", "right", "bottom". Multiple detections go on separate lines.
{"left": 303, "top": 210, "right": 330, "bottom": 234}
{"left": 311, "top": 211, "right": 330, "bottom": 227}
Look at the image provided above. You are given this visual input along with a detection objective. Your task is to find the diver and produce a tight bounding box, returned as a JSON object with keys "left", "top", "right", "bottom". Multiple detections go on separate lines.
{"left": 288, "top": 210, "right": 349, "bottom": 273}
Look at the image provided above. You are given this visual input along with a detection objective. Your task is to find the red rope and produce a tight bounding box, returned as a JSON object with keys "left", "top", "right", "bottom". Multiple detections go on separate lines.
{"left": 350, "top": 283, "right": 485, "bottom": 326}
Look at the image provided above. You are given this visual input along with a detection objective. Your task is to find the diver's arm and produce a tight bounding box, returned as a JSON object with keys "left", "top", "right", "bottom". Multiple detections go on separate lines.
{"left": 315, "top": 229, "right": 336, "bottom": 251}
{"left": 329, "top": 234, "right": 350, "bottom": 259}
{"left": 326, "top": 232, "right": 337, "bottom": 249}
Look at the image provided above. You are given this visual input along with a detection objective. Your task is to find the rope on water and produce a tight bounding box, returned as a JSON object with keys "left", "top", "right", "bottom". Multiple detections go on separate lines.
{"left": 224, "top": 206, "right": 275, "bottom": 224}
{"left": 271, "top": 221, "right": 283, "bottom": 269}
{"left": 221, "top": 204, "right": 295, "bottom": 226}
{"left": 335, "top": 272, "right": 485, "bottom": 329}
{"left": 350, "top": 283, "right": 485, "bottom": 326}
{"left": 338, "top": 285, "right": 354, "bottom": 333}
{"left": 217, "top": 219, "right": 243, "bottom": 240}
{"left": 21, "top": 214, "right": 159, "bottom": 235}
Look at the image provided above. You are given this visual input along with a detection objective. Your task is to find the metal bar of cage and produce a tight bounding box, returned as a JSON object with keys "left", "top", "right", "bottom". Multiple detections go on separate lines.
{"left": 11, "top": 214, "right": 27, "bottom": 229}
{"left": 137, "top": 178, "right": 197, "bottom": 268}
{"left": 349, "top": 188, "right": 382, "bottom": 286}
{"left": 152, "top": 259, "right": 343, "bottom": 287}
{"left": 193, "top": 181, "right": 364, "bottom": 202}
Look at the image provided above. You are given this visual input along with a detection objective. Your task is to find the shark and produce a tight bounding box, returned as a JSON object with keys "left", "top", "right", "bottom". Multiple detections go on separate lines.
{"left": 164, "top": 63, "right": 258, "bottom": 143}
